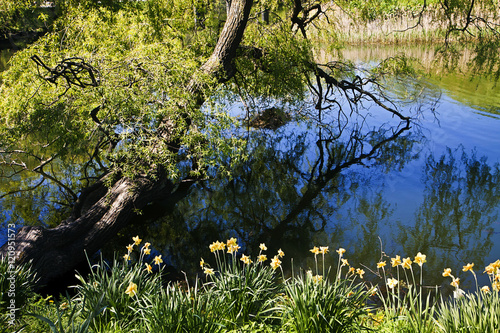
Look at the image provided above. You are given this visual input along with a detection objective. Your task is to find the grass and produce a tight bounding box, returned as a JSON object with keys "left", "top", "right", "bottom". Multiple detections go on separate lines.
{"left": 2, "top": 236, "right": 500, "bottom": 332}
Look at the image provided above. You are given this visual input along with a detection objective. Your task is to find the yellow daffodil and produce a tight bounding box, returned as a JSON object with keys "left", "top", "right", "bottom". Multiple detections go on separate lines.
{"left": 463, "top": 263, "right": 474, "bottom": 272}
{"left": 227, "top": 237, "right": 238, "bottom": 247}
{"left": 377, "top": 261, "right": 386, "bottom": 268}
{"left": 144, "top": 263, "right": 152, "bottom": 274}
{"left": 258, "top": 254, "right": 267, "bottom": 262}
{"left": 203, "top": 267, "right": 214, "bottom": 276}
{"left": 143, "top": 248, "right": 151, "bottom": 255}
{"left": 310, "top": 246, "right": 320, "bottom": 255}
{"left": 125, "top": 282, "right": 137, "bottom": 297}
{"left": 132, "top": 236, "right": 142, "bottom": 246}
{"left": 319, "top": 246, "right": 329, "bottom": 254}
{"left": 387, "top": 278, "right": 398, "bottom": 289}
{"left": 402, "top": 257, "right": 412, "bottom": 269}
{"left": 259, "top": 243, "right": 267, "bottom": 251}
{"left": 391, "top": 255, "right": 401, "bottom": 267}
{"left": 348, "top": 267, "right": 355, "bottom": 274}
{"left": 278, "top": 249, "right": 285, "bottom": 258}
{"left": 442, "top": 268, "right": 452, "bottom": 277}
{"left": 126, "top": 244, "right": 134, "bottom": 252}
{"left": 153, "top": 255, "right": 163, "bottom": 265}
{"left": 485, "top": 264, "right": 495, "bottom": 275}
{"left": 209, "top": 241, "right": 225, "bottom": 252}
{"left": 492, "top": 281, "right": 500, "bottom": 292}
{"left": 450, "top": 277, "right": 460, "bottom": 288}
{"left": 200, "top": 258, "right": 205, "bottom": 267}
{"left": 414, "top": 252, "right": 426, "bottom": 266}
{"left": 481, "top": 286, "right": 491, "bottom": 293}
{"left": 312, "top": 275, "right": 323, "bottom": 283}
{"left": 123, "top": 253, "right": 131, "bottom": 261}
{"left": 271, "top": 256, "right": 281, "bottom": 270}
{"left": 144, "top": 242, "right": 151, "bottom": 248}
{"left": 227, "top": 244, "right": 240, "bottom": 254}
{"left": 370, "top": 287, "right": 378, "bottom": 296}
{"left": 240, "top": 254, "right": 252, "bottom": 265}
{"left": 341, "top": 259, "right": 349, "bottom": 266}
{"left": 492, "top": 260, "right": 500, "bottom": 269}
{"left": 336, "top": 247, "right": 346, "bottom": 256}
{"left": 356, "top": 268, "right": 365, "bottom": 279}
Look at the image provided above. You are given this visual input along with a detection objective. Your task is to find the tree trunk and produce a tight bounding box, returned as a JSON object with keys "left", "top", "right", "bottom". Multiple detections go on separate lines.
{"left": 0, "top": 0, "right": 254, "bottom": 288}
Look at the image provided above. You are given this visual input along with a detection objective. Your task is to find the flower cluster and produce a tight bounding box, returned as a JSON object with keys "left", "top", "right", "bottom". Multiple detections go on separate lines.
{"left": 122, "top": 236, "right": 162, "bottom": 297}
{"left": 201, "top": 238, "right": 286, "bottom": 276}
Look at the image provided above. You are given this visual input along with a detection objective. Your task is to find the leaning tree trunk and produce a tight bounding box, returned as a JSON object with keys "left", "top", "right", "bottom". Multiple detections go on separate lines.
{"left": 0, "top": 0, "right": 254, "bottom": 288}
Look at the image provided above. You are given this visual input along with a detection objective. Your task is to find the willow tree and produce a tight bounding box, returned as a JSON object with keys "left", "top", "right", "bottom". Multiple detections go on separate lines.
{"left": 0, "top": 0, "right": 498, "bottom": 286}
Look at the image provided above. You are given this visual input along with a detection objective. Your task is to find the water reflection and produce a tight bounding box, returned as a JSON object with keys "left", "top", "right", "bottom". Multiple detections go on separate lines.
{"left": 112, "top": 115, "right": 417, "bottom": 279}
{"left": 397, "top": 147, "right": 499, "bottom": 290}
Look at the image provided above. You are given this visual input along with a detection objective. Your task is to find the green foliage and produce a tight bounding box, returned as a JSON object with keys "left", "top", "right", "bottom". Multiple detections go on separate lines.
{"left": 0, "top": 257, "right": 37, "bottom": 314}
{"left": 205, "top": 253, "right": 282, "bottom": 328}
{"left": 281, "top": 274, "right": 370, "bottom": 332}
{"left": 436, "top": 290, "right": 500, "bottom": 333}
{"left": 0, "top": 0, "right": 51, "bottom": 33}
{"left": 138, "top": 280, "right": 225, "bottom": 333}
{"left": 74, "top": 252, "right": 162, "bottom": 330}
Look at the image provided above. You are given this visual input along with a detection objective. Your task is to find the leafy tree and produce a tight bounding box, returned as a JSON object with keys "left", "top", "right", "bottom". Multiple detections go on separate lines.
{"left": 0, "top": 0, "right": 498, "bottom": 287}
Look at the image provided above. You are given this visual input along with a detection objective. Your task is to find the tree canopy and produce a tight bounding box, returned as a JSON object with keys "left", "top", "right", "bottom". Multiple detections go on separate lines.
{"left": 0, "top": 0, "right": 499, "bottom": 286}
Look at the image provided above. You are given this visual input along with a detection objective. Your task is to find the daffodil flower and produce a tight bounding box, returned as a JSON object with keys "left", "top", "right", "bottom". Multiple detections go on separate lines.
{"left": 153, "top": 255, "right": 163, "bottom": 265}
{"left": 310, "top": 246, "right": 320, "bottom": 255}
{"left": 377, "top": 261, "right": 386, "bottom": 268}
{"left": 240, "top": 254, "right": 252, "bottom": 265}
{"left": 144, "top": 263, "right": 152, "bottom": 274}
{"left": 203, "top": 267, "right": 214, "bottom": 276}
{"left": 270, "top": 256, "right": 281, "bottom": 270}
{"left": 312, "top": 275, "right": 323, "bottom": 283}
{"left": 227, "top": 244, "right": 240, "bottom": 254}
{"left": 258, "top": 254, "right": 267, "bottom": 262}
{"left": 227, "top": 237, "right": 238, "bottom": 247}
{"left": 125, "top": 282, "right": 137, "bottom": 297}
{"left": 485, "top": 264, "right": 495, "bottom": 275}
{"left": 341, "top": 259, "right": 349, "bottom": 266}
{"left": 401, "top": 257, "right": 412, "bottom": 269}
{"left": 132, "top": 236, "right": 142, "bottom": 246}
{"left": 450, "top": 277, "right": 460, "bottom": 288}
{"left": 442, "top": 268, "right": 452, "bottom": 277}
{"left": 259, "top": 243, "right": 267, "bottom": 251}
{"left": 391, "top": 255, "right": 401, "bottom": 267}
{"left": 143, "top": 248, "right": 151, "bottom": 255}
{"left": 126, "top": 244, "right": 134, "bottom": 252}
{"left": 414, "top": 252, "right": 426, "bottom": 266}
{"left": 336, "top": 248, "right": 346, "bottom": 256}
{"left": 481, "top": 285, "right": 491, "bottom": 293}
{"left": 277, "top": 249, "right": 285, "bottom": 258}
{"left": 123, "top": 253, "right": 131, "bottom": 261}
{"left": 319, "top": 246, "right": 329, "bottom": 254}
{"left": 356, "top": 268, "right": 365, "bottom": 279}
{"left": 200, "top": 258, "right": 205, "bottom": 267}
{"left": 387, "top": 278, "right": 398, "bottom": 289}
{"left": 462, "top": 263, "right": 474, "bottom": 272}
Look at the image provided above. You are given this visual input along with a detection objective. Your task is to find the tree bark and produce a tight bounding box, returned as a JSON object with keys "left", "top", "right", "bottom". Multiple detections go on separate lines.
{"left": 0, "top": 0, "right": 254, "bottom": 288}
